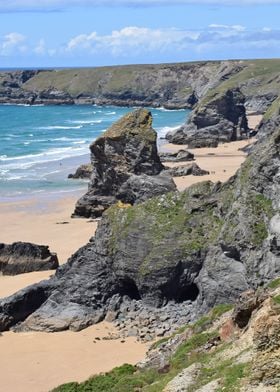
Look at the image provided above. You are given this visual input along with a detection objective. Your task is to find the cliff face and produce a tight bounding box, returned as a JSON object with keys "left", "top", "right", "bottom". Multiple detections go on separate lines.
{"left": 0, "top": 59, "right": 279, "bottom": 110}
{"left": 0, "top": 114, "right": 279, "bottom": 335}
{"left": 73, "top": 109, "right": 175, "bottom": 218}
{"left": 167, "top": 88, "right": 249, "bottom": 146}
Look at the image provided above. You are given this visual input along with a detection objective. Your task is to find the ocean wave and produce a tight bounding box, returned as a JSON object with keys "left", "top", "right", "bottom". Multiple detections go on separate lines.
{"left": 69, "top": 119, "right": 102, "bottom": 125}
{"left": 156, "top": 125, "right": 180, "bottom": 139}
{"left": 72, "top": 140, "right": 87, "bottom": 145}
{"left": 157, "top": 107, "right": 186, "bottom": 112}
{"left": 0, "top": 145, "right": 89, "bottom": 170}
{"left": 39, "top": 125, "right": 83, "bottom": 130}
{"left": 105, "top": 112, "right": 116, "bottom": 115}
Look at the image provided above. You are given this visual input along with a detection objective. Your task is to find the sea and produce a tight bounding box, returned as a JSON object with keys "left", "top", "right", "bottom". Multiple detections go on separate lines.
{"left": 0, "top": 105, "right": 190, "bottom": 201}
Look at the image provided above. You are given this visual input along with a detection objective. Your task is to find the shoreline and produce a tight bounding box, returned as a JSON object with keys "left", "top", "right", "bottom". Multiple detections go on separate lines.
{"left": 0, "top": 114, "right": 262, "bottom": 392}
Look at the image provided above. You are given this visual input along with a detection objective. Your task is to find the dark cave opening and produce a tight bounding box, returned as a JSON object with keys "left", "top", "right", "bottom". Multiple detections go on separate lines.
{"left": 119, "top": 277, "right": 141, "bottom": 300}
{"left": 174, "top": 282, "right": 200, "bottom": 303}
{"left": 161, "top": 280, "right": 200, "bottom": 304}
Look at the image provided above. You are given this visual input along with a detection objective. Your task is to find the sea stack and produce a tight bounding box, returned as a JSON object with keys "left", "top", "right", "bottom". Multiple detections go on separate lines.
{"left": 167, "top": 88, "right": 249, "bottom": 146}
{"left": 73, "top": 109, "right": 176, "bottom": 218}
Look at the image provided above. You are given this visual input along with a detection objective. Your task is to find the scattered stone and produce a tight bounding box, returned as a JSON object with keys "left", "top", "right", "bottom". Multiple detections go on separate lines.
{"left": 68, "top": 163, "right": 93, "bottom": 179}
{"left": 159, "top": 150, "right": 194, "bottom": 162}
{"left": 164, "top": 163, "right": 209, "bottom": 177}
{"left": 163, "top": 363, "right": 202, "bottom": 392}
{"left": 0, "top": 242, "right": 58, "bottom": 276}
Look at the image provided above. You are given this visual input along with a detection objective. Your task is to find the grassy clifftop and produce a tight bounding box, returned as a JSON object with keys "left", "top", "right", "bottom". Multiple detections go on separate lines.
{"left": 1, "top": 59, "right": 280, "bottom": 111}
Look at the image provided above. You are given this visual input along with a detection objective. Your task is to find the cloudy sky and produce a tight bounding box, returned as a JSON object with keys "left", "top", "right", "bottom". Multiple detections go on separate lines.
{"left": 0, "top": 0, "right": 280, "bottom": 68}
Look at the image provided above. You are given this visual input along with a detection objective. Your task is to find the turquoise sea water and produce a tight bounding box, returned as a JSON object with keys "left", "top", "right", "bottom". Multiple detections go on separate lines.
{"left": 0, "top": 105, "right": 190, "bottom": 200}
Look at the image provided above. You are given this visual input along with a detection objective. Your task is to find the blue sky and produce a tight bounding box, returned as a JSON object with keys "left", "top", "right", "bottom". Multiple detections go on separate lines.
{"left": 0, "top": 0, "right": 280, "bottom": 67}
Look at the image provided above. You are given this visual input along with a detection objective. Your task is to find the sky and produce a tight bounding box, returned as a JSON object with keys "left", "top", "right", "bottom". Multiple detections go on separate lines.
{"left": 0, "top": 0, "right": 280, "bottom": 68}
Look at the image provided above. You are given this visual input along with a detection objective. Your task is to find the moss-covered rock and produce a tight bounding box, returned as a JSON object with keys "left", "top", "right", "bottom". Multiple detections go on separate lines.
{"left": 73, "top": 109, "right": 175, "bottom": 218}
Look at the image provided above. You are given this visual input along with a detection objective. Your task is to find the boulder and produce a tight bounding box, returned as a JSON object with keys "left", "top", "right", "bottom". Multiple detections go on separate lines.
{"left": 0, "top": 242, "right": 58, "bottom": 276}
{"left": 68, "top": 163, "right": 93, "bottom": 179}
{"left": 165, "top": 163, "right": 209, "bottom": 177}
{"left": 73, "top": 109, "right": 175, "bottom": 218}
{"left": 159, "top": 150, "right": 194, "bottom": 162}
{"left": 166, "top": 88, "right": 249, "bottom": 146}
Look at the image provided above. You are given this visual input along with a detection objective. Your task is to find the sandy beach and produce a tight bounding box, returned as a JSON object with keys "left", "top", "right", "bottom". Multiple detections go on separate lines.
{"left": 0, "top": 322, "right": 148, "bottom": 392}
{"left": 163, "top": 138, "right": 255, "bottom": 191}
{"left": 0, "top": 192, "right": 148, "bottom": 392}
{"left": 0, "top": 113, "right": 262, "bottom": 392}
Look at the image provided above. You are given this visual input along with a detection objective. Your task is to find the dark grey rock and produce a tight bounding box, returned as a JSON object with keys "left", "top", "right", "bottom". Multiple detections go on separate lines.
{"left": 0, "top": 242, "right": 58, "bottom": 276}
{"left": 116, "top": 174, "right": 176, "bottom": 205}
{"left": 165, "top": 163, "right": 209, "bottom": 177}
{"left": 0, "top": 122, "right": 279, "bottom": 337}
{"left": 73, "top": 109, "right": 175, "bottom": 218}
{"left": 159, "top": 150, "right": 194, "bottom": 162}
{"left": 68, "top": 163, "right": 93, "bottom": 179}
{"left": 167, "top": 89, "right": 249, "bottom": 146}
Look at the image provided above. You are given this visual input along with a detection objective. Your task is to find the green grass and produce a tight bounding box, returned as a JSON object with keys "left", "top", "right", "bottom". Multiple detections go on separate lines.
{"left": 51, "top": 331, "right": 220, "bottom": 392}
{"left": 249, "top": 194, "right": 274, "bottom": 246}
{"left": 151, "top": 303, "right": 233, "bottom": 350}
{"left": 273, "top": 295, "right": 280, "bottom": 305}
{"left": 105, "top": 181, "right": 224, "bottom": 276}
{"left": 268, "top": 277, "right": 280, "bottom": 289}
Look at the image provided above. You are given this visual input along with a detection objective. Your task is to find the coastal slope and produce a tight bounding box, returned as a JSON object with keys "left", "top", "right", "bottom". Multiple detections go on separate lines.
{"left": 1, "top": 59, "right": 280, "bottom": 111}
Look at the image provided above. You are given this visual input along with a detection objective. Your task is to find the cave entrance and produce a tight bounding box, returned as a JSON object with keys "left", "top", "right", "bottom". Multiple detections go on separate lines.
{"left": 119, "top": 278, "right": 141, "bottom": 300}
{"left": 161, "top": 281, "right": 199, "bottom": 304}
{"left": 174, "top": 282, "right": 199, "bottom": 303}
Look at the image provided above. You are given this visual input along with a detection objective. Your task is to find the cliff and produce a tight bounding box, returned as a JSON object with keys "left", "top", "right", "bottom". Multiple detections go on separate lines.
{"left": 0, "top": 108, "right": 279, "bottom": 336}
{"left": 52, "top": 281, "right": 280, "bottom": 391}
{"left": 0, "top": 59, "right": 280, "bottom": 111}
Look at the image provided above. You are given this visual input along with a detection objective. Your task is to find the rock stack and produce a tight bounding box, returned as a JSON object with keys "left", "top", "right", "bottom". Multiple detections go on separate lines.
{"left": 73, "top": 109, "right": 176, "bottom": 218}
{"left": 167, "top": 88, "right": 249, "bottom": 147}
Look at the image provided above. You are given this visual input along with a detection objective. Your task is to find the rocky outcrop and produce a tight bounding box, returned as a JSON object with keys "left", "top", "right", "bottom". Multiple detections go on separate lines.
{"left": 73, "top": 109, "right": 175, "bottom": 218}
{"left": 159, "top": 150, "right": 194, "bottom": 162}
{"left": 0, "top": 242, "right": 58, "bottom": 276}
{"left": 0, "top": 60, "right": 280, "bottom": 113}
{"left": 166, "top": 89, "right": 249, "bottom": 146}
{"left": 0, "top": 118, "right": 279, "bottom": 335}
{"left": 51, "top": 282, "right": 280, "bottom": 390}
{"left": 0, "top": 70, "right": 74, "bottom": 105}
{"left": 164, "top": 163, "right": 209, "bottom": 177}
{"left": 68, "top": 163, "right": 93, "bottom": 179}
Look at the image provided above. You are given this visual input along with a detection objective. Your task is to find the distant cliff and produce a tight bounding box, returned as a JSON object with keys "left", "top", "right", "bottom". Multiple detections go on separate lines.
{"left": 0, "top": 59, "right": 280, "bottom": 111}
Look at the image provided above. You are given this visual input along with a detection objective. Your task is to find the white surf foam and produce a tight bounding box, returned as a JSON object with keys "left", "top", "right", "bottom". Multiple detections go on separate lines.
{"left": 39, "top": 125, "right": 83, "bottom": 130}
{"left": 156, "top": 125, "right": 180, "bottom": 139}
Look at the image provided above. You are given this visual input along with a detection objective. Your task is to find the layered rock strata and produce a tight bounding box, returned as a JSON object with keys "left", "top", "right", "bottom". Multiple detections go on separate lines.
{"left": 73, "top": 109, "right": 176, "bottom": 218}
{"left": 0, "top": 242, "right": 58, "bottom": 276}
{"left": 167, "top": 89, "right": 249, "bottom": 146}
{"left": 0, "top": 123, "right": 279, "bottom": 334}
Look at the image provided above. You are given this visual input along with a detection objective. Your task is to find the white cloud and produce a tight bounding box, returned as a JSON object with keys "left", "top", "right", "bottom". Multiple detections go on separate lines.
{"left": 0, "top": 32, "right": 26, "bottom": 55}
{"left": 34, "top": 39, "right": 46, "bottom": 54}
{"left": 209, "top": 24, "right": 246, "bottom": 31}
{"left": 63, "top": 24, "right": 280, "bottom": 59}
{"left": 1, "top": 0, "right": 280, "bottom": 12}
{"left": 2, "top": 25, "right": 280, "bottom": 62}
{"left": 66, "top": 26, "right": 200, "bottom": 55}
